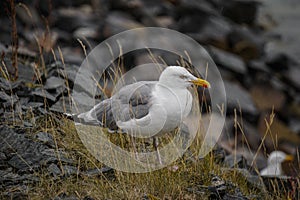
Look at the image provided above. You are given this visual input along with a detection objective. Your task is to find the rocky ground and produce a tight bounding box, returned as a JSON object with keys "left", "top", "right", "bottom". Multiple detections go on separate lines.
{"left": 0, "top": 0, "right": 300, "bottom": 199}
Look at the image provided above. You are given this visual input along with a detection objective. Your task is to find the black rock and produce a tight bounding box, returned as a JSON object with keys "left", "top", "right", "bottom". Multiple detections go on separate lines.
{"left": 186, "top": 15, "right": 232, "bottom": 48}
{"left": 265, "top": 52, "right": 291, "bottom": 72}
{"left": 0, "top": 126, "right": 72, "bottom": 172}
{"left": 44, "top": 76, "right": 66, "bottom": 90}
{"left": 71, "top": 91, "right": 96, "bottom": 113}
{"left": 50, "top": 96, "right": 72, "bottom": 114}
{"left": 208, "top": 176, "right": 227, "bottom": 199}
{"left": 284, "top": 65, "right": 300, "bottom": 90}
{"left": 48, "top": 163, "right": 62, "bottom": 177}
{"left": 21, "top": 102, "right": 44, "bottom": 111}
{"left": 222, "top": 188, "right": 249, "bottom": 200}
{"left": 0, "top": 77, "right": 12, "bottom": 91}
{"left": 103, "top": 11, "right": 144, "bottom": 37}
{"left": 53, "top": 63, "right": 80, "bottom": 87}
{"left": 227, "top": 26, "right": 265, "bottom": 60}
{"left": 0, "top": 152, "right": 7, "bottom": 169}
{"left": 0, "top": 91, "right": 19, "bottom": 108}
{"left": 35, "top": 132, "right": 55, "bottom": 147}
{"left": 224, "top": 154, "right": 248, "bottom": 169}
{"left": 2, "top": 191, "right": 30, "bottom": 200}
{"left": 110, "top": 0, "right": 163, "bottom": 26}
{"left": 140, "top": 0, "right": 175, "bottom": 17}
{"left": 208, "top": 46, "right": 247, "bottom": 75}
{"left": 52, "top": 7, "right": 97, "bottom": 32}
{"left": 42, "top": 76, "right": 67, "bottom": 103}
{"left": 40, "top": 149, "right": 73, "bottom": 165}
{"left": 62, "top": 165, "right": 78, "bottom": 177}
{"left": 0, "top": 152, "right": 6, "bottom": 160}
{"left": 211, "top": 0, "right": 260, "bottom": 25}
{"left": 0, "top": 168, "right": 38, "bottom": 188}
{"left": 83, "top": 196, "right": 95, "bottom": 200}
{"left": 16, "top": 5, "right": 41, "bottom": 27}
{"left": 54, "top": 193, "right": 79, "bottom": 200}
{"left": 224, "top": 81, "right": 259, "bottom": 120}
{"left": 32, "top": 88, "right": 59, "bottom": 103}
{"left": 289, "top": 118, "right": 300, "bottom": 134}
{"left": 177, "top": 0, "right": 217, "bottom": 16}
{"left": 83, "top": 166, "right": 113, "bottom": 177}
{"left": 248, "top": 60, "right": 270, "bottom": 74}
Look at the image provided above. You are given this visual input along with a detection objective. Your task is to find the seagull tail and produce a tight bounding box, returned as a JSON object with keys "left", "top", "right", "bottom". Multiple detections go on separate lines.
{"left": 63, "top": 99, "right": 119, "bottom": 131}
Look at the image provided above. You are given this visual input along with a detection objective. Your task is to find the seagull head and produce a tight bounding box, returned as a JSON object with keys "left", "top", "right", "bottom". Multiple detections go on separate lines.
{"left": 260, "top": 151, "right": 294, "bottom": 176}
{"left": 159, "top": 66, "right": 210, "bottom": 89}
{"left": 268, "top": 151, "right": 294, "bottom": 166}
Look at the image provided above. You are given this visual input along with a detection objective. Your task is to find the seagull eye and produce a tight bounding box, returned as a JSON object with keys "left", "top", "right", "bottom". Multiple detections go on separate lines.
{"left": 179, "top": 75, "right": 188, "bottom": 79}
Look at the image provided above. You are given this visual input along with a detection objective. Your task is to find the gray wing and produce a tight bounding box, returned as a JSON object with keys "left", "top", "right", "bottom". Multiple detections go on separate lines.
{"left": 77, "top": 81, "right": 156, "bottom": 131}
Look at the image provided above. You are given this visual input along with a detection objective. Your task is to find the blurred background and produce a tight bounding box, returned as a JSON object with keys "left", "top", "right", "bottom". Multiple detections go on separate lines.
{"left": 0, "top": 0, "right": 300, "bottom": 198}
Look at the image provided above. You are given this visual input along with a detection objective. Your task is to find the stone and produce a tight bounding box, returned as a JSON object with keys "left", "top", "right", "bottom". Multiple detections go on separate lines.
{"left": 62, "top": 165, "right": 78, "bottom": 177}
{"left": 55, "top": 64, "right": 80, "bottom": 87}
{"left": 16, "top": 5, "right": 41, "bottom": 26}
{"left": 48, "top": 163, "right": 62, "bottom": 177}
{"left": 21, "top": 102, "right": 44, "bottom": 110}
{"left": 0, "top": 91, "right": 19, "bottom": 108}
{"left": 224, "top": 154, "right": 248, "bottom": 169}
{"left": 250, "top": 83, "right": 286, "bottom": 111}
{"left": 186, "top": 15, "right": 232, "bottom": 49}
{"left": 224, "top": 81, "right": 258, "bottom": 119}
{"left": 103, "top": 11, "right": 144, "bottom": 37}
{"left": 0, "top": 126, "right": 72, "bottom": 173}
{"left": 52, "top": 7, "right": 97, "bottom": 32}
{"left": 40, "top": 149, "right": 73, "bottom": 164}
{"left": 71, "top": 91, "right": 97, "bottom": 113}
{"left": 73, "top": 26, "right": 99, "bottom": 40}
{"left": 211, "top": 0, "right": 260, "bottom": 25}
{"left": 229, "top": 168, "right": 263, "bottom": 188}
{"left": 227, "top": 26, "right": 265, "bottom": 60}
{"left": 35, "top": 132, "right": 55, "bottom": 147}
{"left": 177, "top": 0, "right": 216, "bottom": 15}
{"left": 0, "top": 169, "right": 38, "bottom": 187}
{"left": 265, "top": 52, "right": 291, "bottom": 72}
{"left": 141, "top": 0, "right": 175, "bottom": 17}
{"left": 52, "top": 47, "right": 85, "bottom": 66}
{"left": 284, "top": 65, "right": 300, "bottom": 90}
{"left": 0, "top": 152, "right": 7, "bottom": 169}
{"left": 248, "top": 60, "right": 270, "bottom": 74}
{"left": 83, "top": 167, "right": 113, "bottom": 177}
{"left": 258, "top": 0, "right": 300, "bottom": 64}
{"left": 0, "top": 77, "right": 12, "bottom": 91}
{"left": 0, "top": 152, "right": 6, "bottom": 160}
{"left": 289, "top": 118, "right": 300, "bottom": 134}
{"left": 44, "top": 76, "right": 66, "bottom": 90}
{"left": 0, "top": 91, "right": 12, "bottom": 102}
{"left": 208, "top": 176, "right": 227, "bottom": 199}
{"left": 54, "top": 193, "right": 79, "bottom": 200}
{"left": 208, "top": 46, "right": 247, "bottom": 75}
{"left": 50, "top": 96, "right": 72, "bottom": 114}
{"left": 32, "top": 88, "right": 58, "bottom": 103}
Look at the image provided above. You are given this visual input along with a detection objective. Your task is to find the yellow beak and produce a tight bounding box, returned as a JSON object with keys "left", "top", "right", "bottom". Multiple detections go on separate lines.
{"left": 190, "top": 78, "right": 211, "bottom": 88}
{"left": 285, "top": 155, "right": 294, "bottom": 162}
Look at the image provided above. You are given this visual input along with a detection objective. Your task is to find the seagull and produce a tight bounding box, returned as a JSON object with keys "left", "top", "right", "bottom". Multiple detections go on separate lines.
{"left": 260, "top": 151, "right": 294, "bottom": 176}
{"left": 75, "top": 66, "right": 210, "bottom": 164}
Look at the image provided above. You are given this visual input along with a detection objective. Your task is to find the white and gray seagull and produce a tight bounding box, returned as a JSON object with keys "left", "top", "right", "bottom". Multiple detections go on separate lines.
{"left": 260, "top": 151, "right": 294, "bottom": 176}
{"left": 75, "top": 66, "right": 210, "bottom": 164}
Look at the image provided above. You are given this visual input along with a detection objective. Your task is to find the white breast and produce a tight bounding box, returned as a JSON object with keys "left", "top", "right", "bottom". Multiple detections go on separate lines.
{"left": 154, "top": 86, "right": 193, "bottom": 133}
